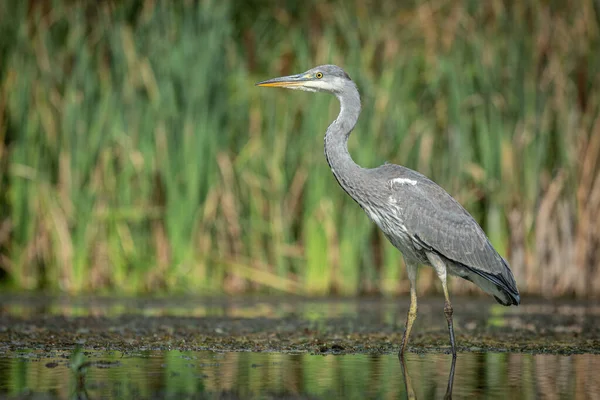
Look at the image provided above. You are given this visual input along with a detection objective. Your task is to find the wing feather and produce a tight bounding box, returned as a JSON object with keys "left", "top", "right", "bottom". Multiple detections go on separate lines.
{"left": 385, "top": 168, "right": 519, "bottom": 299}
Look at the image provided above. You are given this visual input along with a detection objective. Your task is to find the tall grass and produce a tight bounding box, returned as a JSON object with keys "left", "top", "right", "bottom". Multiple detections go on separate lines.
{"left": 0, "top": 0, "right": 599, "bottom": 297}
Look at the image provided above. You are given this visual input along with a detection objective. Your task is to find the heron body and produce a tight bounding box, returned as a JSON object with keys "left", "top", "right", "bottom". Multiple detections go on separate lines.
{"left": 257, "top": 65, "right": 520, "bottom": 356}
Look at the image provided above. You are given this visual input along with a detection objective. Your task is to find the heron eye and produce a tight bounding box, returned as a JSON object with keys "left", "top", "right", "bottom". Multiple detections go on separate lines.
{"left": 316, "top": 72, "right": 323, "bottom": 79}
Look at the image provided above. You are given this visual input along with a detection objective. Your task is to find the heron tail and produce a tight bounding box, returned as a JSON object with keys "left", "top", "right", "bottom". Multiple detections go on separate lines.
{"left": 461, "top": 257, "right": 520, "bottom": 306}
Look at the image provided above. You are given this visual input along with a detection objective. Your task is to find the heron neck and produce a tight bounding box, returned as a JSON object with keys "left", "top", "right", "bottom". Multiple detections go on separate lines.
{"left": 324, "top": 85, "right": 363, "bottom": 192}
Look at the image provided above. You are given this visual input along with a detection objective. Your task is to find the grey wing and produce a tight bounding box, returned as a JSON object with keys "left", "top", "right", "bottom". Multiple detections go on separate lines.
{"left": 386, "top": 169, "right": 519, "bottom": 303}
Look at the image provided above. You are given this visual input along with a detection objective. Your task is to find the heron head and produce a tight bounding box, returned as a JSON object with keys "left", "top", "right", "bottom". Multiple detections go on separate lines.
{"left": 255, "top": 64, "right": 352, "bottom": 94}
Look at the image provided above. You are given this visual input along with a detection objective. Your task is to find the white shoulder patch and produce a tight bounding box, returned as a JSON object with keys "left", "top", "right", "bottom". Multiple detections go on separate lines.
{"left": 390, "top": 177, "right": 418, "bottom": 187}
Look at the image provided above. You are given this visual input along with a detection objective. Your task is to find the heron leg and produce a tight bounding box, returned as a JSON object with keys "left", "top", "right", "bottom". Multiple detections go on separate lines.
{"left": 427, "top": 253, "right": 457, "bottom": 356}
{"left": 442, "top": 280, "right": 457, "bottom": 356}
{"left": 399, "top": 261, "right": 418, "bottom": 357}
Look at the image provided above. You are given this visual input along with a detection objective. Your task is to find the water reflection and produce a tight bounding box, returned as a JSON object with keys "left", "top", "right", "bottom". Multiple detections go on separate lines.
{"left": 0, "top": 350, "right": 598, "bottom": 399}
{"left": 400, "top": 354, "right": 456, "bottom": 399}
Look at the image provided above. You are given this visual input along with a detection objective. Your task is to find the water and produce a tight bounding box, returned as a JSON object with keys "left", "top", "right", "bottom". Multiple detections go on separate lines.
{"left": 1, "top": 295, "right": 599, "bottom": 399}
{"left": 0, "top": 349, "right": 598, "bottom": 399}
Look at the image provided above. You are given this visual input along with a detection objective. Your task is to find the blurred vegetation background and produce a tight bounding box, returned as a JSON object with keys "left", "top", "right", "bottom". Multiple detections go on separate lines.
{"left": 0, "top": 0, "right": 599, "bottom": 297}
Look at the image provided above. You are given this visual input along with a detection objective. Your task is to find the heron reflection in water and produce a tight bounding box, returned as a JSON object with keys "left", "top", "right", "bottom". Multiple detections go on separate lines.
{"left": 399, "top": 354, "right": 456, "bottom": 399}
{"left": 257, "top": 65, "right": 520, "bottom": 356}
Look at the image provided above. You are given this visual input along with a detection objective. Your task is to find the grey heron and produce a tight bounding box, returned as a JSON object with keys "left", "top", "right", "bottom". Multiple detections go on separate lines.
{"left": 256, "top": 65, "right": 520, "bottom": 356}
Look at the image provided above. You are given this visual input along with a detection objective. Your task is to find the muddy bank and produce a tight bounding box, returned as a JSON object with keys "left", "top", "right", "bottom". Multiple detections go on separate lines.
{"left": 0, "top": 295, "right": 598, "bottom": 355}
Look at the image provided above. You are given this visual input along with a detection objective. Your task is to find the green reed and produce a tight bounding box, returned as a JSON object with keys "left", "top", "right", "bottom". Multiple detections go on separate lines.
{"left": 0, "top": 0, "right": 598, "bottom": 296}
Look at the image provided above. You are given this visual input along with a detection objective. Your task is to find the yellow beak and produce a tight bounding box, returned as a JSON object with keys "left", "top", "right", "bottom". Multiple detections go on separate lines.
{"left": 255, "top": 73, "right": 308, "bottom": 88}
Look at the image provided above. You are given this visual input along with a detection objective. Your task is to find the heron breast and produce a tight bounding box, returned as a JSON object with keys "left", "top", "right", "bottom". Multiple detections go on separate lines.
{"left": 364, "top": 203, "right": 407, "bottom": 237}
{"left": 363, "top": 202, "right": 426, "bottom": 263}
